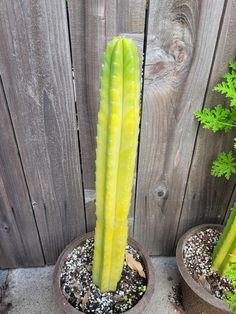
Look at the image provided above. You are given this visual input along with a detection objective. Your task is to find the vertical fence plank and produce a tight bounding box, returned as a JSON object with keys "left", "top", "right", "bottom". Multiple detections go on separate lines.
{"left": 0, "top": 0, "right": 86, "bottom": 264}
{"left": 0, "top": 79, "right": 44, "bottom": 268}
{"left": 177, "top": 0, "right": 236, "bottom": 240}
{"left": 134, "top": 0, "right": 225, "bottom": 255}
{"left": 68, "top": 0, "right": 145, "bottom": 233}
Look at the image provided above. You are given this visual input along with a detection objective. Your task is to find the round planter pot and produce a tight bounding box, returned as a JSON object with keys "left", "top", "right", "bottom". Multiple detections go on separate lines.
{"left": 176, "top": 224, "right": 232, "bottom": 314}
{"left": 53, "top": 231, "right": 155, "bottom": 314}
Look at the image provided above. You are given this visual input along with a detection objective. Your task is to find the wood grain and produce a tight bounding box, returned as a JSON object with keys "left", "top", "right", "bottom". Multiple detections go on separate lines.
{"left": 68, "top": 0, "right": 145, "bottom": 233}
{"left": 0, "top": 0, "right": 86, "bottom": 264}
{"left": 177, "top": 0, "right": 236, "bottom": 240}
{"left": 0, "top": 78, "right": 44, "bottom": 268}
{"left": 134, "top": 0, "right": 225, "bottom": 255}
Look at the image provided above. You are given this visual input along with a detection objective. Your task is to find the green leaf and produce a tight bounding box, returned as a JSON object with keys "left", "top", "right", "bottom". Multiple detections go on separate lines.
{"left": 229, "top": 60, "right": 236, "bottom": 71}
{"left": 227, "top": 107, "right": 236, "bottom": 127}
{"left": 226, "top": 292, "right": 236, "bottom": 313}
{"left": 225, "top": 262, "right": 236, "bottom": 313}
{"left": 211, "top": 151, "right": 236, "bottom": 180}
{"left": 234, "top": 138, "right": 236, "bottom": 149}
{"left": 194, "top": 105, "right": 234, "bottom": 132}
{"left": 213, "top": 61, "right": 236, "bottom": 107}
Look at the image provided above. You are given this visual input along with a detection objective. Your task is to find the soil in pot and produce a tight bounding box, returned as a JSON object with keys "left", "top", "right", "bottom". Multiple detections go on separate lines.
{"left": 60, "top": 238, "right": 147, "bottom": 313}
{"left": 183, "top": 227, "right": 234, "bottom": 303}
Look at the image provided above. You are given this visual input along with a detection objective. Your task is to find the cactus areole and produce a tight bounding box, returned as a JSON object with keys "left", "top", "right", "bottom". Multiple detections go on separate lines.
{"left": 92, "top": 37, "right": 141, "bottom": 292}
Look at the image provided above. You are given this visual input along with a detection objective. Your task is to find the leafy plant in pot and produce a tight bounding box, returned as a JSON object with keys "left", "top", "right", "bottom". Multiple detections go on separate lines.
{"left": 176, "top": 61, "right": 236, "bottom": 313}
{"left": 53, "top": 37, "right": 155, "bottom": 313}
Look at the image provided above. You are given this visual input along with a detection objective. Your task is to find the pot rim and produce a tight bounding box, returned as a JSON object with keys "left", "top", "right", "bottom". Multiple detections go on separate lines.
{"left": 176, "top": 223, "right": 231, "bottom": 313}
{"left": 53, "top": 231, "right": 155, "bottom": 314}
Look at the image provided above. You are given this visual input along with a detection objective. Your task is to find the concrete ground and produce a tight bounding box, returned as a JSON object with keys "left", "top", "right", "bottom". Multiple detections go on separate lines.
{"left": 0, "top": 257, "right": 180, "bottom": 314}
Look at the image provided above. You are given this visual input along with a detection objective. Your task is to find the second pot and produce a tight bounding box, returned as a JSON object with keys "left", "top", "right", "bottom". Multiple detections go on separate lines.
{"left": 176, "top": 224, "right": 232, "bottom": 314}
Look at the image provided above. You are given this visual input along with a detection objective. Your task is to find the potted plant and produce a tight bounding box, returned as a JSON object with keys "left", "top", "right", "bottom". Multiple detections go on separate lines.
{"left": 176, "top": 61, "right": 236, "bottom": 313}
{"left": 53, "top": 37, "right": 155, "bottom": 313}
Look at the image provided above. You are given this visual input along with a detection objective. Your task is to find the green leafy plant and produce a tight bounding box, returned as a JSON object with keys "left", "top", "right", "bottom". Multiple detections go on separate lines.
{"left": 92, "top": 37, "right": 140, "bottom": 292}
{"left": 195, "top": 61, "right": 236, "bottom": 180}
{"left": 225, "top": 262, "right": 236, "bottom": 312}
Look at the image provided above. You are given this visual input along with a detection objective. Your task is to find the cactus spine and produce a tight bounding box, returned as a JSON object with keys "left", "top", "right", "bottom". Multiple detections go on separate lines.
{"left": 92, "top": 37, "right": 140, "bottom": 292}
{"left": 212, "top": 203, "right": 236, "bottom": 275}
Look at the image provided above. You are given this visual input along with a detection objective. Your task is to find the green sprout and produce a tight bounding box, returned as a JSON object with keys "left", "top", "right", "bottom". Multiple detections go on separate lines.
{"left": 138, "top": 284, "right": 147, "bottom": 295}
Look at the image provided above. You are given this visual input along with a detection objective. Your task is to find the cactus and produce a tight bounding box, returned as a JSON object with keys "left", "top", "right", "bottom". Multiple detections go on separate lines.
{"left": 212, "top": 203, "right": 236, "bottom": 275}
{"left": 92, "top": 37, "right": 140, "bottom": 292}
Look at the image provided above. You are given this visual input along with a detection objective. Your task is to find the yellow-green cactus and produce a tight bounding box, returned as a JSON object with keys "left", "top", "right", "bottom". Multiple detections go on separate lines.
{"left": 212, "top": 203, "right": 236, "bottom": 275}
{"left": 92, "top": 37, "right": 140, "bottom": 292}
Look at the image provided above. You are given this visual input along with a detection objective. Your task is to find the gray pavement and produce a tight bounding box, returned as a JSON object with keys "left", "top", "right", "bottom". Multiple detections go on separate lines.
{"left": 1, "top": 257, "right": 180, "bottom": 314}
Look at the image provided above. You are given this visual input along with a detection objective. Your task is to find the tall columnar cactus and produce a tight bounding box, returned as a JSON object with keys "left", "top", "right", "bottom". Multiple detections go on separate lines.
{"left": 92, "top": 37, "right": 140, "bottom": 292}
{"left": 212, "top": 203, "right": 236, "bottom": 275}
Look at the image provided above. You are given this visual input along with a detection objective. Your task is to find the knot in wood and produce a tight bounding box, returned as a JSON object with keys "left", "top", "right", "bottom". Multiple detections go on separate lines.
{"left": 153, "top": 182, "right": 168, "bottom": 200}
{"left": 149, "top": 61, "right": 165, "bottom": 75}
{"left": 169, "top": 40, "right": 185, "bottom": 63}
{"left": 1, "top": 224, "right": 10, "bottom": 233}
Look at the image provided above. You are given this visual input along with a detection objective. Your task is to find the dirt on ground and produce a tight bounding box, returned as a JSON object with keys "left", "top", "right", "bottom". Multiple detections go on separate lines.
{"left": 0, "top": 272, "right": 12, "bottom": 314}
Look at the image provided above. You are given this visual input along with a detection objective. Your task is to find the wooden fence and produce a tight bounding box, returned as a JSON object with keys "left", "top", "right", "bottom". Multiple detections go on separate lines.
{"left": 0, "top": 0, "right": 236, "bottom": 268}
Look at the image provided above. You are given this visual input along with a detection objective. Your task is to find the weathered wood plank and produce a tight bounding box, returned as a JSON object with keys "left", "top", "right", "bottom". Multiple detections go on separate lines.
{"left": 0, "top": 0, "right": 86, "bottom": 264}
{"left": 0, "top": 77, "right": 44, "bottom": 268}
{"left": 134, "top": 0, "right": 225, "bottom": 255}
{"left": 177, "top": 0, "right": 236, "bottom": 240}
{"left": 68, "top": 0, "right": 145, "bottom": 233}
